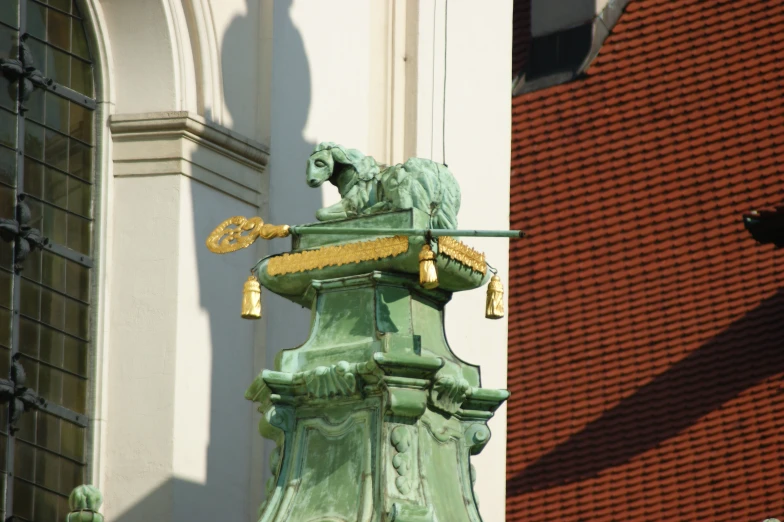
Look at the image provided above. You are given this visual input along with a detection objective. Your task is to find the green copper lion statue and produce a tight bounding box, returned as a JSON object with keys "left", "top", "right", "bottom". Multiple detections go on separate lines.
{"left": 306, "top": 142, "right": 462, "bottom": 229}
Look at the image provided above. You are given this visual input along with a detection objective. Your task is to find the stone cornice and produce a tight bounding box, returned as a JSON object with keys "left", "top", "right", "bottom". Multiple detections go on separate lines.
{"left": 109, "top": 111, "right": 269, "bottom": 206}
{"left": 110, "top": 111, "right": 270, "bottom": 167}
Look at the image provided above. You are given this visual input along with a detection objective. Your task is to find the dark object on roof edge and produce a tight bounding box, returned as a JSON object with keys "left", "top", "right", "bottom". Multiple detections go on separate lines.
{"left": 744, "top": 207, "right": 784, "bottom": 248}
{"left": 512, "top": 0, "right": 631, "bottom": 96}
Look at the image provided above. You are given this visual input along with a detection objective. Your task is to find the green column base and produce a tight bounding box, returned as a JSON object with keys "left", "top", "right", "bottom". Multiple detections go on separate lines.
{"left": 246, "top": 272, "right": 507, "bottom": 522}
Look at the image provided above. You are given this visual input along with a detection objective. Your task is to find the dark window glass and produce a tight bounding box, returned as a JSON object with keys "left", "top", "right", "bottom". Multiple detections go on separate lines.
{"left": 0, "top": 0, "right": 94, "bottom": 519}
{"left": 0, "top": 146, "right": 16, "bottom": 187}
{"left": 0, "top": 0, "right": 19, "bottom": 29}
{"left": 0, "top": 109, "right": 17, "bottom": 149}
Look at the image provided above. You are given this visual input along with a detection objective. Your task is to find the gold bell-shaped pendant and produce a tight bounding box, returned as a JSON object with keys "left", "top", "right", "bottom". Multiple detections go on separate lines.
{"left": 419, "top": 244, "right": 439, "bottom": 289}
{"left": 485, "top": 274, "right": 505, "bottom": 319}
{"left": 241, "top": 275, "right": 262, "bottom": 319}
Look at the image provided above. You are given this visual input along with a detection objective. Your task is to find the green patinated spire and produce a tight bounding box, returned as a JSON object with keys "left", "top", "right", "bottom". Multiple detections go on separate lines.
{"left": 241, "top": 145, "right": 509, "bottom": 521}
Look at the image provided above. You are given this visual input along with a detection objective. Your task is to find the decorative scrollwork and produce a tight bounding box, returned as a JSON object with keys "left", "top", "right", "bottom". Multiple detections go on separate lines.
{"left": 205, "top": 216, "right": 290, "bottom": 254}
{"left": 388, "top": 503, "right": 433, "bottom": 522}
{"left": 266, "top": 405, "right": 295, "bottom": 433}
{"left": 464, "top": 423, "right": 491, "bottom": 455}
{"left": 391, "top": 426, "right": 413, "bottom": 495}
{"left": 429, "top": 375, "right": 471, "bottom": 414}
{"left": 300, "top": 361, "right": 358, "bottom": 399}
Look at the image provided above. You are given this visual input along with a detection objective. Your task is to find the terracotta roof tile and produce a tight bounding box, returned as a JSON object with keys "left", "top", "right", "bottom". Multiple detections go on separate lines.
{"left": 507, "top": 0, "right": 784, "bottom": 520}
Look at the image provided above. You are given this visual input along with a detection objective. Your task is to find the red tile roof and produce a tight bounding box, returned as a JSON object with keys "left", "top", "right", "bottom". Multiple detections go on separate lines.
{"left": 507, "top": 0, "right": 784, "bottom": 520}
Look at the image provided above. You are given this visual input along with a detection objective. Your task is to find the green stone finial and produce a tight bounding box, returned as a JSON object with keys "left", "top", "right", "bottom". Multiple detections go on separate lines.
{"left": 65, "top": 485, "right": 104, "bottom": 522}
{"left": 306, "top": 142, "right": 462, "bottom": 229}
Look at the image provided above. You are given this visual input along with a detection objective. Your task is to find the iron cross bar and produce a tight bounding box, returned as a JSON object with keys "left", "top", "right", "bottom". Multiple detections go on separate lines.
{"left": 0, "top": 354, "right": 46, "bottom": 434}
{"left": 0, "top": 195, "right": 49, "bottom": 272}
{"left": 289, "top": 227, "right": 526, "bottom": 238}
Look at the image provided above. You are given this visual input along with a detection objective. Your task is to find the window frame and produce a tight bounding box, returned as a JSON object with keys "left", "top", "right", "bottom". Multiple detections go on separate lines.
{"left": 0, "top": 0, "right": 99, "bottom": 519}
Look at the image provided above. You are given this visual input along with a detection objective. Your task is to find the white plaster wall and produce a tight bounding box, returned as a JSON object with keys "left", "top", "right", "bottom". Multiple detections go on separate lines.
{"left": 102, "top": 175, "right": 181, "bottom": 520}
{"left": 173, "top": 179, "right": 259, "bottom": 521}
{"left": 209, "top": 0, "right": 266, "bottom": 141}
{"left": 97, "top": 0, "right": 204, "bottom": 114}
{"left": 99, "top": 0, "right": 270, "bottom": 140}
{"left": 103, "top": 171, "right": 259, "bottom": 522}
{"left": 417, "top": 1, "right": 512, "bottom": 520}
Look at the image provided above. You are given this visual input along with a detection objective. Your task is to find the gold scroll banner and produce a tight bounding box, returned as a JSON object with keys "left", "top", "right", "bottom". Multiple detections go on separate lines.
{"left": 437, "top": 236, "right": 487, "bottom": 275}
{"left": 206, "top": 216, "right": 291, "bottom": 254}
{"left": 268, "top": 235, "right": 409, "bottom": 276}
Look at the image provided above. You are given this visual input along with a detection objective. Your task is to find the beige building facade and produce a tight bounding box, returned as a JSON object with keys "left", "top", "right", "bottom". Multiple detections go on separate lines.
{"left": 72, "top": 0, "right": 512, "bottom": 520}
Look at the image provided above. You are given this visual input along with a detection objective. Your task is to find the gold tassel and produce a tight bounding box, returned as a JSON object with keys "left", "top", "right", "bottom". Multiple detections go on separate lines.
{"left": 241, "top": 275, "right": 262, "bottom": 319}
{"left": 485, "top": 274, "right": 505, "bottom": 319}
{"left": 419, "top": 244, "right": 439, "bottom": 289}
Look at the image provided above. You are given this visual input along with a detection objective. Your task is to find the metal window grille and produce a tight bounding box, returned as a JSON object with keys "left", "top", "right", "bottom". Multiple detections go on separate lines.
{"left": 0, "top": 0, "right": 96, "bottom": 520}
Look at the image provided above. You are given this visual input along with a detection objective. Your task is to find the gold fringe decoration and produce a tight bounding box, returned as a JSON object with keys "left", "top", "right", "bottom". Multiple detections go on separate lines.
{"left": 268, "top": 235, "right": 409, "bottom": 276}
{"left": 485, "top": 274, "right": 504, "bottom": 319}
{"left": 437, "top": 236, "right": 487, "bottom": 274}
{"left": 241, "top": 276, "right": 262, "bottom": 320}
{"left": 419, "top": 244, "right": 439, "bottom": 289}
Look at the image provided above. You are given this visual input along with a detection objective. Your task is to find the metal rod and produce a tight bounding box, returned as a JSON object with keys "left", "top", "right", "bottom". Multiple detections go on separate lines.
{"left": 289, "top": 227, "right": 525, "bottom": 238}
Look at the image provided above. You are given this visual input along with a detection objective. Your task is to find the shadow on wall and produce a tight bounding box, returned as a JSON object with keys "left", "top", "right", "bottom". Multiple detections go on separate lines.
{"left": 256, "top": 0, "right": 320, "bottom": 366}
{"left": 115, "top": 1, "right": 319, "bottom": 520}
{"left": 507, "top": 288, "right": 784, "bottom": 495}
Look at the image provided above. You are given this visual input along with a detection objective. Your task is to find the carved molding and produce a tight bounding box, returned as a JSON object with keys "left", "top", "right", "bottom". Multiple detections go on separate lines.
{"left": 391, "top": 426, "right": 414, "bottom": 495}
{"left": 464, "top": 423, "right": 492, "bottom": 456}
{"left": 110, "top": 111, "right": 269, "bottom": 165}
{"left": 429, "top": 375, "right": 471, "bottom": 414}
{"left": 244, "top": 349, "right": 507, "bottom": 521}
{"left": 249, "top": 361, "right": 366, "bottom": 404}
{"left": 301, "top": 361, "right": 358, "bottom": 399}
{"left": 266, "top": 405, "right": 295, "bottom": 434}
{"left": 387, "top": 503, "right": 434, "bottom": 522}
{"left": 265, "top": 413, "right": 373, "bottom": 521}
{"left": 386, "top": 386, "right": 428, "bottom": 418}
{"left": 109, "top": 111, "right": 269, "bottom": 206}
{"left": 420, "top": 410, "right": 463, "bottom": 443}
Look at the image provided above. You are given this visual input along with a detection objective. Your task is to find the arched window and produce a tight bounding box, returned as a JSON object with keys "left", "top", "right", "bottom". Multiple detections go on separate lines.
{"left": 0, "top": 0, "right": 96, "bottom": 520}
